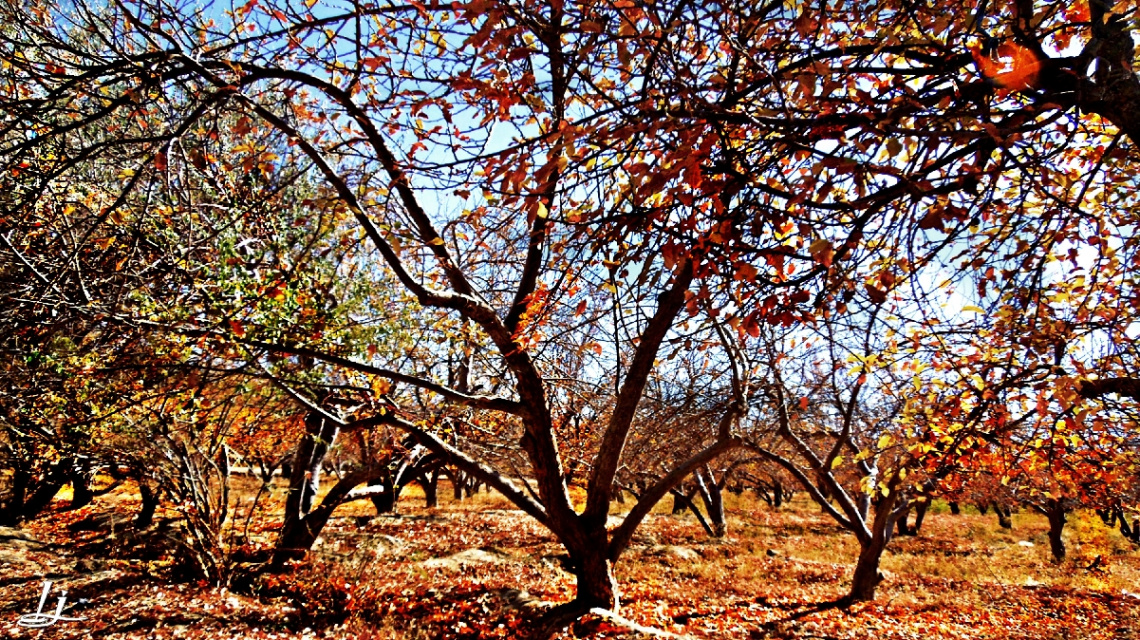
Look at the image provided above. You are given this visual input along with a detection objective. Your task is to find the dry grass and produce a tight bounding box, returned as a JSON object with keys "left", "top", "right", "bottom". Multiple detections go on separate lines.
{"left": 5, "top": 478, "right": 1140, "bottom": 639}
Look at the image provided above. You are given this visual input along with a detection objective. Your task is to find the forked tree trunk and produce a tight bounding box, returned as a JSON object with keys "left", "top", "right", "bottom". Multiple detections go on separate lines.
{"left": 995, "top": 503, "right": 1012, "bottom": 530}
{"left": 670, "top": 488, "right": 715, "bottom": 537}
{"left": 284, "top": 404, "right": 343, "bottom": 531}
{"left": 274, "top": 465, "right": 389, "bottom": 566}
{"left": 370, "top": 483, "right": 396, "bottom": 514}
{"left": 695, "top": 467, "right": 726, "bottom": 537}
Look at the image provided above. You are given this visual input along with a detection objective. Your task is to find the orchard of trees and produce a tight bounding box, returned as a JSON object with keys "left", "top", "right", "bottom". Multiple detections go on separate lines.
{"left": 2, "top": 0, "right": 1140, "bottom": 637}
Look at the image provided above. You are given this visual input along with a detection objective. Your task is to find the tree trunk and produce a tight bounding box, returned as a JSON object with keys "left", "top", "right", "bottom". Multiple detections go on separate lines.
{"left": 1126, "top": 515, "right": 1140, "bottom": 545}
{"left": 995, "top": 504, "right": 1012, "bottom": 530}
{"left": 575, "top": 549, "right": 618, "bottom": 609}
{"left": 976, "top": 502, "right": 989, "bottom": 515}
{"left": 67, "top": 467, "right": 95, "bottom": 510}
{"left": 948, "top": 501, "right": 960, "bottom": 515}
{"left": 420, "top": 471, "right": 439, "bottom": 508}
{"left": 525, "top": 539, "right": 619, "bottom": 640}
{"left": 274, "top": 465, "right": 388, "bottom": 567}
{"left": 671, "top": 488, "right": 687, "bottom": 515}
{"left": 0, "top": 468, "right": 31, "bottom": 526}
{"left": 895, "top": 504, "right": 914, "bottom": 536}
{"left": 284, "top": 437, "right": 315, "bottom": 525}
{"left": 1045, "top": 500, "right": 1067, "bottom": 562}
{"left": 21, "top": 475, "right": 64, "bottom": 522}
{"left": 773, "top": 481, "right": 784, "bottom": 508}
{"left": 301, "top": 421, "right": 338, "bottom": 515}
{"left": 756, "top": 487, "right": 773, "bottom": 507}
{"left": 370, "top": 484, "right": 395, "bottom": 514}
{"left": 284, "top": 407, "right": 342, "bottom": 531}
{"left": 913, "top": 500, "right": 929, "bottom": 534}
{"left": 695, "top": 467, "right": 726, "bottom": 537}
{"left": 846, "top": 487, "right": 903, "bottom": 603}
{"left": 136, "top": 481, "right": 158, "bottom": 528}
{"left": 670, "top": 488, "right": 715, "bottom": 537}
{"left": 848, "top": 538, "right": 887, "bottom": 602}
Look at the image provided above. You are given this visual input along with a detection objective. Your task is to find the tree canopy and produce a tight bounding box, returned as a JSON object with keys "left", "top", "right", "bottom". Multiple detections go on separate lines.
{"left": 2, "top": 0, "right": 1139, "bottom": 636}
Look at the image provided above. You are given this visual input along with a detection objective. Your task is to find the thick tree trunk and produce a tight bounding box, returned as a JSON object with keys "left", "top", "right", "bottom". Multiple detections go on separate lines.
{"left": 451, "top": 470, "right": 464, "bottom": 501}
{"left": 995, "top": 504, "right": 1012, "bottom": 530}
{"left": 0, "top": 468, "right": 31, "bottom": 526}
{"left": 846, "top": 489, "right": 903, "bottom": 603}
{"left": 671, "top": 489, "right": 688, "bottom": 515}
{"left": 67, "top": 467, "right": 95, "bottom": 511}
{"left": 370, "top": 484, "right": 396, "bottom": 514}
{"left": 136, "top": 481, "right": 158, "bottom": 528}
{"left": 21, "top": 476, "right": 64, "bottom": 522}
{"left": 575, "top": 550, "right": 618, "bottom": 609}
{"left": 895, "top": 504, "right": 914, "bottom": 536}
{"left": 284, "top": 406, "right": 342, "bottom": 532}
{"left": 420, "top": 471, "right": 439, "bottom": 508}
{"left": 948, "top": 501, "right": 960, "bottom": 515}
{"left": 301, "top": 421, "right": 338, "bottom": 515}
{"left": 913, "top": 500, "right": 929, "bottom": 533}
{"left": 525, "top": 539, "right": 619, "bottom": 639}
{"left": 773, "top": 481, "right": 784, "bottom": 508}
{"left": 1123, "top": 513, "right": 1140, "bottom": 545}
{"left": 1045, "top": 500, "right": 1067, "bottom": 562}
{"left": 274, "top": 465, "right": 387, "bottom": 566}
{"left": 284, "top": 437, "right": 315, "bottom": 525}
{"left": 848, "top": 539, "right": 887, "bottom": 602}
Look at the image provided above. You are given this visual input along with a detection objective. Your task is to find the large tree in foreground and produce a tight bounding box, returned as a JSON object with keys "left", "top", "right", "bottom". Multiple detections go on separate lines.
{"left": 3, "top": 0, "right": 1140, "bottom": 635}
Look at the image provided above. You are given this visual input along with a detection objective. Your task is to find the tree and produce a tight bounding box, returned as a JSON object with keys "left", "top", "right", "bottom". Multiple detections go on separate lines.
{"left": 4, "top": 0, "right": 1140, "bottom": 632}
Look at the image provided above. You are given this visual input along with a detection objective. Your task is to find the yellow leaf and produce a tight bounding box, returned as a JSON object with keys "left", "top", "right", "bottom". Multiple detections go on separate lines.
{"left": 830, "top": 455, "right": 844, "bottom": 469}
{"left": 809, "top": 238, "right": 834, "bottom": 267}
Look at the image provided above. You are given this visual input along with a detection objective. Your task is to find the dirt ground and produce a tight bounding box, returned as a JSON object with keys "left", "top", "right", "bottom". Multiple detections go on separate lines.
{"left": 2, "top": 479, "right": 1140, "bottom": 639}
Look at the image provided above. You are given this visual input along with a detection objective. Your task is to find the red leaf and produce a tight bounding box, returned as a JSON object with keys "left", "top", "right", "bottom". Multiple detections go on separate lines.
{"left": 229, "top": 320, "right": 246, "bottom": 337}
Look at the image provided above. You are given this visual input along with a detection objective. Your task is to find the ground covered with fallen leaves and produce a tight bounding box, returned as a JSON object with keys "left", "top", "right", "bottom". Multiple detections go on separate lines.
{"left": 2, "top": 482, "right": 1139, "bottom": 639}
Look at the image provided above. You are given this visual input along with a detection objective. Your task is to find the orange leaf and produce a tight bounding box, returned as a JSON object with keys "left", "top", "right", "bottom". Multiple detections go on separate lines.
{"left": 808, "top": 239, "right": 834, "bottom": 268}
